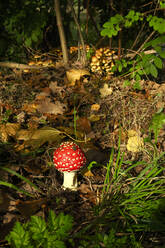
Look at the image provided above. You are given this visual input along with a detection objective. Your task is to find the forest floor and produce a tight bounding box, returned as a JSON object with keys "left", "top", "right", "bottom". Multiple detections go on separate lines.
{"left": 0, "top": 51, "right": 165, "bottom": 247}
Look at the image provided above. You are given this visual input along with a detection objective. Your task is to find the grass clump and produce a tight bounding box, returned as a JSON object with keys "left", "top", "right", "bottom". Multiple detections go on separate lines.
{"left": 5, "top": 129, "right": 165, "bottom": 247}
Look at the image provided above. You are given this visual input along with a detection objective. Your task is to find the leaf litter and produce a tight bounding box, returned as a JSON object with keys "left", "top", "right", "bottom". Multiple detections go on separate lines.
{"left": 0, "top": 54, "right": 165, "bottom": 245}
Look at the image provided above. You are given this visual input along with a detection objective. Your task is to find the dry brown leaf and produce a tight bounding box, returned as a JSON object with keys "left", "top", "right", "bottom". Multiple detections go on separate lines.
{"left": 0, "top": 123, "right": 20, "bottom": 142}
{"left": 79, "top": 184, "right": 97, "bottom": 204}
{"left": 66, "top": 68, "right": 90, "bottom": 86}
{"left": 83, "top": 170, "right": 94, "bottom": 177}
{"left": 99, "top": 83, "right": 113, "bottom": 98}
{"left": 49, "top": 81, "right": 65, "bottom": 97}
{"left": 16, "top": 112, "right": 25, "bottom": 123}
{"left": 76, "top": 117, "right": 91, "bottom": 134}
{"left": 0, "top": 190, "right": 10, "bottom": 212}
{"left": 16, "top": 198, "right": 47, "bottom": 218}
{"left": 17, "top": 127, "right": 64, "bottom": 149}
{"left": 36, "top": 98, "right": 67, "bottom": 115}
{"left": 16, "top": 129, "right": 31, "bottom": 141}
{"left": 88, "top": 114, "right": 101, "bottom": 122}
{"left": 22, "top": 103, "right": 38, "bottom": 113}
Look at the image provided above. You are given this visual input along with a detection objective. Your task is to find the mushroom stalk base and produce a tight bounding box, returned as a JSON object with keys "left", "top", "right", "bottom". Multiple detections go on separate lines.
{"left": 62, "top": 171, "right": 78, "bottom": 190}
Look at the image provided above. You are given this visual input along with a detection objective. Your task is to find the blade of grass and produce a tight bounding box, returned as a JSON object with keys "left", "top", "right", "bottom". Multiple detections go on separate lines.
{"left": 0, "top": 180, "right": 34, "bottom": 197}
{"left": 124, "top": 161, "right": 147, "bottom": 175}
{"left": 102, "top": 147, "right": 114, "bottom": 198}
{"left": 0, "top": 166, "right": 42, "bottom": 193}
{"left": 132, "top": 167, "right": 163, "bottom": 191}
{"left": 114, "top": 151, "right": 125, "bottom": 180}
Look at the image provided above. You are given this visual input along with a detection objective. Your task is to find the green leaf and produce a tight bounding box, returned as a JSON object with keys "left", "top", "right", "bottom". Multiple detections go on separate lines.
{"left": 133, "top": 81, "right": 141, "bottom": 90}
{"left": 101, "top": 29, "right": 113, "bottom": 37}
{"left": 135, "top": 73, "right": 141, "bottom": 82}
{"left": 6, "top": 222, "right": 31, "bottom": 248}
{"left": 149, "top": 112, "right": 165, "bottom": 142}
{"left": 153, "top": 56, "right": 163, "bottom": 69}
{"left": 123, "top": 80, "right": 131, "bottom": 87}
{"left": 160, "top": 2, "right": 165, "bottom": 8}
{"left": 25, "top": 37, "right": 32, "bottom": 47}
{"left": 31, "top": 32, "right": 38, "bottom": 42}
{"left": 149, "top": 64, "right": 158, "bottom": 78}
{"left": 48, "top": 212, "right": 73, "bottom": 240}
{"left": 158, "top": 50, "right": 165, "bottom": 59}
{"left": 29, "top": 216, "right": 47, "bottom": 239}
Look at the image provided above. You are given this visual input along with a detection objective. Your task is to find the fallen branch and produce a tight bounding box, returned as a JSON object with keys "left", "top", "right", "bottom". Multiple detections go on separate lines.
{"left": 0, "top": 61, "right": 44, "bottom": 70}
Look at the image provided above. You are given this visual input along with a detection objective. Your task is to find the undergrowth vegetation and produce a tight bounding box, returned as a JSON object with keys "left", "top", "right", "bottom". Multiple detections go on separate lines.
{"left": 4, "top": 122, "right": 165, "bottom": 247}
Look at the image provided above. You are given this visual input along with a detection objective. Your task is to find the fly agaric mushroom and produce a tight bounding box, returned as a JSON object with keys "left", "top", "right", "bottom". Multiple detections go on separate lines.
{"left": 53, "top": 141, "right": 86, "bottom": 190}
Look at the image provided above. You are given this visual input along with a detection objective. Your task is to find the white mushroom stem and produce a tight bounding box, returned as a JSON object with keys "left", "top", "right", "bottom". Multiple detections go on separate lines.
{"left": 62, "top": 171, "right": 78, "bottom": 190}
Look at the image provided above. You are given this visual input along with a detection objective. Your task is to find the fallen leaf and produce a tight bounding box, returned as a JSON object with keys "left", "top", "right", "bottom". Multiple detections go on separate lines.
{"left": 84, "top": 170, "right": 94, "bottom": 177}
{"left": 79, "top": 184, "right": 97, "bottom": 204}
{"left": 0, "top": 189, "right": 10, "bottom": 212}
{"left": 0, "top": 123, "right": 20, "bottom": 142}
{"left": 49, "top": 81, "right": 65, "bottom": 97}
{"left": 16, "top": 129, "right": 31, "bottom": 141}
{"left": 22, "top": 103, "right": 38, "bottom": 113}
{"left": 99, "top": 83, "right": 113, "bottom": 98}
{"left": 76, "top": 117, "right": 91, "bottom": 134}
{"left": 66, "top": 68, "right": 90, "bottom": 86}
{"left": 16, "top": 112, "right": 25, "bottom": 123}
{"left": 88, "top": 114, "right": 101, "bottom": 122}
{"left": 17, "top": 127, "right": 64, "bottom": 149}
{"left": 37, "top": 98, "right": 67, "bottom": 115}
{"left": 16, "top": 198, "right": 47, "bottom": 217}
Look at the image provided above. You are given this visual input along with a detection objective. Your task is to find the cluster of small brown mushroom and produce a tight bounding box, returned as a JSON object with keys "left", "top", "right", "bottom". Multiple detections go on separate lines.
{"left": 90, "top": 48, "right": 115, "bottom": 76}
{"left": 69, "top": 46, "right": 115, "bottom": 76}
{"left": 69, "top": 45, "right": 90, "bottom": 54}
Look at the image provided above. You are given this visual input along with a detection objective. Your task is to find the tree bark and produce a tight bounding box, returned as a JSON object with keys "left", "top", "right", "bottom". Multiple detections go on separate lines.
{"left": 54, "top": 0, "right": 69, "bottom": 65}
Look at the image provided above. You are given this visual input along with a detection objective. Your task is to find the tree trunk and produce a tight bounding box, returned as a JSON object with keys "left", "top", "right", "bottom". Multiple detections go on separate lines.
{"left": 68, "top": 0, "right": 87, "bottom": 66}
{"left": 54, "top": 0, "right": 69, "bottom": 65}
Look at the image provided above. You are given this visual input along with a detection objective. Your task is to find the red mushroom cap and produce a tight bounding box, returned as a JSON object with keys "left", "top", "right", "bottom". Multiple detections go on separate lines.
{"left": 53, "top": 141, "right": 86, "bottom": 172}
